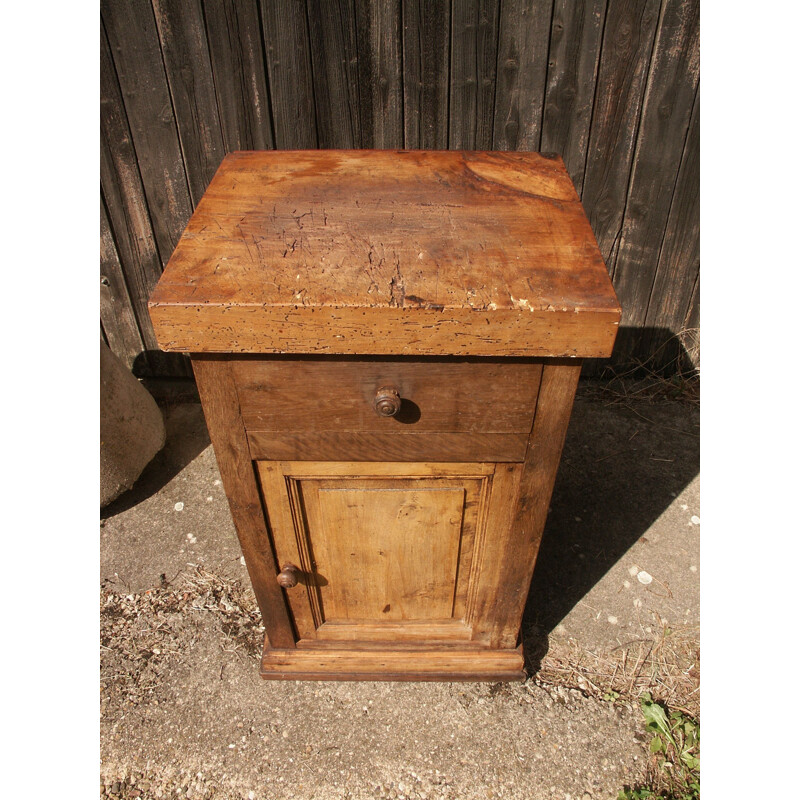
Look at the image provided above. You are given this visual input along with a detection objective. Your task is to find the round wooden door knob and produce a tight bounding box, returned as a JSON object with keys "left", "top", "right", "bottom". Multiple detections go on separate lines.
{"left": 374, "top": 386, "right": 401, "bottom": 417}
{"left": 276, "top": 564, "right": 300, "bottom": 588}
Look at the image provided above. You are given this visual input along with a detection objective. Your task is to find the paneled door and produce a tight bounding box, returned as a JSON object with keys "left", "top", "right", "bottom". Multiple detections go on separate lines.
{"left": 257, "top": 461, "right": 523, "bottom": 646}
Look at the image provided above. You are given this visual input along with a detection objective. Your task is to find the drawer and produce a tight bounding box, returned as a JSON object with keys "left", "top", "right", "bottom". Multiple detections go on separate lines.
{"left": 231, "top": 357, "right": 542, "bottom": 462}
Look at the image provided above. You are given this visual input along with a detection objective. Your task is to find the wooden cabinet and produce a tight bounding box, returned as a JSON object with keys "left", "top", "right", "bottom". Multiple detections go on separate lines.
{"left": 150, "top": 150, "right": 620, "bottom": 681}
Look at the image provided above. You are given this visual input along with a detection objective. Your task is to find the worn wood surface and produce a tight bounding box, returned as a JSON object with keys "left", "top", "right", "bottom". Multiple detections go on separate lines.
{"left": 202, "top": 0, "right": 274, "bottom": 152}
{"left": 480, "top": 361, "right": 582, "bottom": 648}
{"left": 581, "top": 0, "right": 661, "bottom": 266}
{"left": 151, "top": 0, "right": 226, "bottom": 206}
{"left": 492, "top": 0, "right": 552, "bottom": 151}
{"left": 232, "top": 358, "right": 542, "bottom": 434}
{"left": 103, "top": 0, "right": 699, "bottom": 375}
{"left": 191, "top": 356, "right": 296, "bottom": 649}
{"left": 246, "top": 431, "right": 529, "bottom": 462}
{"left": 149, "top": 150, "right": 620, "bottom": 356}
{"left": 449, "top": 0, "right": 499, "bottom": 150}
{"left": 540, "top": 0, "right": 607, "bottom": 193}
{"left": 402, "top": 0, "right": 449, "bottom": 149}
{"left": 260, "top": 643, "right": 525, "bottom": 681}
{"left": 611, "top": 0, "right": 699, "bottom": 341}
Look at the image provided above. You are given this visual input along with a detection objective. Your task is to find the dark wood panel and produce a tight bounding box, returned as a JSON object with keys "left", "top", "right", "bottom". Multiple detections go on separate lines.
{"left": 402, "top": 0, "right": 450, "bottom": 149}
{"left": 611, "top": 0, "right": 700, "bottom": 342}
{"left": 152, "top": 0, "right": 226, "bottom": 206}
{"left": 307, "top": 0, "right": 362, "bottom": 148}
{"left": 101, "top": 0, "right": 193, "bottom": 263}
{"left": 644, "top": 87, "right": 699, "bottom": 369}
{"left": 449, "top": 0, "right": 500, "bottom": 150}
{"left": 100, "top": 196, "right": 145, "bottom": 370}
{"left": 492, "top": 0, "right": 552, "bottom": 151}
{"left": 581, "top": 0, "right": 661, "bottom": 265}
{"left": 247, "top": 431, "right": 529, "bottom": 462}
{"left": 260, "top": 0, "right": 317, "bottom": 148}
{"left": 232, "top": 357, "right": 543, "bottom": 434}
{"left": 101, "top": 20, "right": 173, "bottom": 373}
{"left": 354, "top": 0, "right": 403, "bottom": 148}
{"left": 540, "top": 0, "right": 607, "bottom": 193}
{"left": 202, "top": 0, "right": 274, "bottom": 151}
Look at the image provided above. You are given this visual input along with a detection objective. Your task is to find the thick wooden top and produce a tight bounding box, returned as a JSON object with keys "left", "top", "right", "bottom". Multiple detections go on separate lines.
{"left": 149, "top": 150, "right": 620, "bottom": 357}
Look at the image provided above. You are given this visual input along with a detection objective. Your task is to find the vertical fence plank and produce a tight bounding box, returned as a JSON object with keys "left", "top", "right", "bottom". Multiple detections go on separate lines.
{"left": 581, "top": 0, "right": 661, "bottom": 266}
{"left": 402, "top": 0, "right": 450, "bottom": 149}
{"left": 260, "top": 0, "right": 317, "bottom": 148}
{"left": 492, "top": 0, "right": 552, "bottom": 151}
{"left": 307, "top": 0, "right": 362, "bottom": 148}
{"left": 101, "top": 23, "right": 164, "bottom": 361}
{"left": 100, "top": 196, "right": 146, "bottom": 370}
{"left": 449, "top": 0, "right": 499, "bottom": 150}
{"left": 354, "top": 0, "right": 404, "bottom": 148}
{"left": 611, "top": 0, "right": 699, "bottom": 355}
{"left": 643, "top": 88, "right": 699, "bottom": 369}
{"left": 101, "top": 0, "right": 193, "bottom": 264}
{"left": 151, "top": 0, "right": 226, "bottom": 205}
{"left": 203, "top": 0, "right": 274, "bottom": 152}
{"left": 540, "top": 0, "right": 606, "bottom": 192}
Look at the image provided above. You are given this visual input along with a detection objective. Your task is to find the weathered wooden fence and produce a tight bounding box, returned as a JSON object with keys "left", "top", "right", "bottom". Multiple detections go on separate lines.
{"left": 100, "top": 0, "right": 699, "bottom": 378}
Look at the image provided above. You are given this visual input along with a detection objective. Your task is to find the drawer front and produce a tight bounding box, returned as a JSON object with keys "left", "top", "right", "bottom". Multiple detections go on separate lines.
{"left": 232, "top": 358, "right": 543, "bottom": 435}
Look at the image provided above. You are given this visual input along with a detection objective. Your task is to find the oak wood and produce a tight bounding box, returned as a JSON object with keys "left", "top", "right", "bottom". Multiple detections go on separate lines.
{"left": 148, "top": 150, "right": 620, "bottom": 357}
{"left": 260, "top": 642, "right": 525, "bottom": 681}
{"left": 246, "top": 431, "right": 529, "bottom": 462}
{"left": 191, "top": 356, "right": 296, "bottom": 649}
{"left": 232, "top": 358, "right": 543, "bottom": 434}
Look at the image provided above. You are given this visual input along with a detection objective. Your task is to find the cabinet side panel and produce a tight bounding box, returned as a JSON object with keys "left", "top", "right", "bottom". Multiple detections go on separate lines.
{"left": 478, "top": 362, "right": 582, "bottom": 649}
{"left": 191, "top": 355, "right": 296, "bottom": 648}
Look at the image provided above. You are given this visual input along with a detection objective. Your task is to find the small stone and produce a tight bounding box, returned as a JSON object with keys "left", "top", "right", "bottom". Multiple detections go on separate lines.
{"left": 690, "top": 565, "right": 698, "bottom": 572}
{"left": 628, "top": 565, "right": 639, "bottom": 577}
{"left": 690, "top": 515, "right": 700, "bottom": 525}
{"left": 174, "top": 502, "right": 184, "bottom": 512}
{"left": 637, "top": 571, "right": 653, "bottom": 585}
{"left": 607, "top": 616, "right": 618, "bottom": 625}
{"left": 282, "top": 730, "right": 289, "bottom": 739}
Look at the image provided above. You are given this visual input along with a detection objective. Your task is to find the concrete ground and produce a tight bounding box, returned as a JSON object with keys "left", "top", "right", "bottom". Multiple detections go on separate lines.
{"left": 100, "top": 386, "right": 699, "bottom": 800}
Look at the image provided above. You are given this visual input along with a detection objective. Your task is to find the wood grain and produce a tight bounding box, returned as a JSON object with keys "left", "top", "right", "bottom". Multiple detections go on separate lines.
{"left": 354, "top": 0, "right": 404, "bottom": 149}
{"left": 203, "top": 0, "right": 274, "bottom": 151}
{"left": 402, "top": 0, "right": 450, "bottom": 149}
{"left": 643, "top": 87, "right": 699, "bottom": 369}
{"left": 480, "top": 361, "right": 582, "bottom": 649}
{"left": 151, "top": 0, "right": 226, "bottom": 207}
{"left": 256, "top": 461, "right": 491, "bottom": 642}
{"left": 191, "top": 356, "right": 296, "bottom": 649}
{"left": 540, "top": 0, "right": 607, "bottom": 193}
{"left": 246, "top": 431, "right": 528, "bottom": 462}
{"left": 581, "top": 0, "right": 661, "bottom": 265}
{"left": 101, "top": 0, "right": 193, "bottom": 261}
{"left": 232, "top": 358, "right": 543, "bottom": 434}
{"left": 148, "top": 150, "right": 620, "bottom": 357}
{"left": 449, "top": 0, "right": 499, "bottom": 150}
{"left": 307, "top": 0, "right": 362, "bottom": 149}
{"left": 100, "top": 196, "right": 145, "bottom": 369}
{"left": 260, "top": 0, "right": 317, "bottom": 148}
{"left": 260, "top": 643, "right": 525, "bottom": 681}
{"left": 611, "top": 0, "right": 699, "bottom": 339}
{"left": 492, "top": 0, "right": 552, "bottom": 151}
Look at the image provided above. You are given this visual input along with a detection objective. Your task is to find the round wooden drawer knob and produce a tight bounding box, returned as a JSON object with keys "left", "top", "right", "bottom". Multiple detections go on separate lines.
{"left": 276, "top": 564, "right": 300, "bottom": 588}
{"left": 374, "top": 386, "right": 401, "bottom": 417}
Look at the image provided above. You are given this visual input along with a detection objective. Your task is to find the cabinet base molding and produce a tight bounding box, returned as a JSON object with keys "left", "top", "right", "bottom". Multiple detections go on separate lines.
{"left": 260, "top": 640, "right": 526, "bottom": 682}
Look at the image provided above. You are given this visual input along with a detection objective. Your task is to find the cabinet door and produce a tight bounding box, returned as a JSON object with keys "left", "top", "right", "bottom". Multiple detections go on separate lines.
{"left": 257, "top": 461, "right": 522, "bottom": 645}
